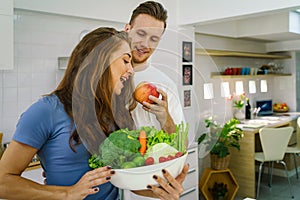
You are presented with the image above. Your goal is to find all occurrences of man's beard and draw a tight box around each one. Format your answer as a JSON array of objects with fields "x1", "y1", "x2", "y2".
[{"x1": 132, "y1": 51, "x2": 149, "y2": 64}]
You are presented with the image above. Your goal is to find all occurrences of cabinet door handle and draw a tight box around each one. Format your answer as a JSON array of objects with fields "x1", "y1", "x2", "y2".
[
  {"x1": 180, "y1": 187, "x2": 196, "y2": 197},
  {"x1": 187, "y1": 149, "x2": 196, "y2": 154},
  {"x1": 187, "y1": 168, "x2": 196, "y2": 174}
]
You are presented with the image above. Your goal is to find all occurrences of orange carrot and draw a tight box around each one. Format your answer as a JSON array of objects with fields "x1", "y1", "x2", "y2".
[{"x1": 139, "y1": 130, "x2": 147, "y2": 156}]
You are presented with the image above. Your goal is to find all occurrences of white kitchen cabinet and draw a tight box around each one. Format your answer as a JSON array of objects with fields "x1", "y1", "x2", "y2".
[
  {"x1": 0, "y1": 15, "x2": 13, "y2": 70},
  {"x1": 179, "y1": 187, "x2": 198, "y2": 200},
  {"x1": 122, "y1": 143, "x2": 199, "y2": 200},
  {"x1": 180, "y1": 144, "x2": 199, "y2": 200},
  {"x1": 0, "y1": 0, "x2": 13, "y2": 15}
]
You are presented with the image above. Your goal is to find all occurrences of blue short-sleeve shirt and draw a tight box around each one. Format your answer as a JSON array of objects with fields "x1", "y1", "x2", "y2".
[{"x1": 13, "y1": 95, "x2": 118, "y2": 200}]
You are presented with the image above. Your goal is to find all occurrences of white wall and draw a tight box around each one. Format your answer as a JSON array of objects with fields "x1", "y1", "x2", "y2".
[
  {"x1": 0, "y1": 8, "x2": 186, "y2": 144},
  {"x1": 0, "y1": 9, "x2": 124, "y2": 143},
  {"x1": 1, "y1": 1, "x2": 298, "y2": 144}
]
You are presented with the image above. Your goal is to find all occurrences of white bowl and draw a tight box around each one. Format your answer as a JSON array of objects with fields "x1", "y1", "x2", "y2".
[{"x1": 110, "y1": 153, "x2": 187, "y2": 190}]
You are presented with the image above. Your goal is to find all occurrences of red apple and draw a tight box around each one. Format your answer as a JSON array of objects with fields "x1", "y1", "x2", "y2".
[{"x1": 134, "y1": 81, "x2": 159, "y2": 104}]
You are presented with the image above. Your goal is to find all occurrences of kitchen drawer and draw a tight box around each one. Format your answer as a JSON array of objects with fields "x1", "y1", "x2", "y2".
[
  {"x1": 180, "y1": 187, "x2": 198, "y2": 200},
  {"x1": 187, "y1": 147, "x2": 198, "y2": 169},
  {"x1": 182, "y1": 167, "x2": 198, "y2": 190}
]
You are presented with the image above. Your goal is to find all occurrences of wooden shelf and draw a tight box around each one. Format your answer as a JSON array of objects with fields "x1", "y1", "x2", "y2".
[
  {"x1": 195, "y1": 49, "x2": 291, "y2": 59},
  {"x1": 211, "y1": 72, "x2": 292, "y2": 78},
  {"x1": 199, "y1": 168, "x2": 239, "y2": 200}
]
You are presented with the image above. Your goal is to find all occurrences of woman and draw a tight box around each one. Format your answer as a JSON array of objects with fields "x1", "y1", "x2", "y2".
[
  {"x1": 0, "y1": 27, "x2": 188, "y2": 200},
  {"x1": 0, "y1": 27, "x2": 133, "y2": 200}
]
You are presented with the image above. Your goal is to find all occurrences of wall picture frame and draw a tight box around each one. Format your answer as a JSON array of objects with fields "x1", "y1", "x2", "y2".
[
  {"x1": 182, "y1": 41, "x2": 192, "y2": 62},
  {"x1": 183, "y1": 64, "x2": 193, "y2": 85},
  {"x1": 184, "y1": 90, "x2": 191, "y2": 108}
]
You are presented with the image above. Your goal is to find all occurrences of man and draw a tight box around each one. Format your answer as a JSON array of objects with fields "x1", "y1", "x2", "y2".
[
  {"x1": 42, "y1": 3, "x2": 188, "y2": 199},
  {"x1": 125, "y1": 1, "x2": 185, "y2": 135},
  {"x1": 123, "y1": 1, "x2": 188, "y2": 200}
]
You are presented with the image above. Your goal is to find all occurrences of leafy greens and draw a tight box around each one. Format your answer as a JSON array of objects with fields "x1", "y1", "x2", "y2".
[{"x1": 88, "y1": 122, "x2": 189, "y2": 169}]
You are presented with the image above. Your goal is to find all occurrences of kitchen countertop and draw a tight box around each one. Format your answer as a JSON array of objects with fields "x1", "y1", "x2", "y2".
[
  {"x1": 25, "y1": 161, "x2": 41, "y2": 171},
  {"x1": 230, "y1": 112, "x2": 299, "y2": 198},
  {"x1": 237, "y1": 112, "x2": 300, "y2": 131}
]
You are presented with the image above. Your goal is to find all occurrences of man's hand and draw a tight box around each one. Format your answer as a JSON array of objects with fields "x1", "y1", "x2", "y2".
[{"x1": 142, "y1": 88, "x2": 176, "y2": 134}]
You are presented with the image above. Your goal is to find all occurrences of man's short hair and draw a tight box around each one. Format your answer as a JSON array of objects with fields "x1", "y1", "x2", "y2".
[{"x1": 129, "y1": 1, "x2": 168, "y2": 29}]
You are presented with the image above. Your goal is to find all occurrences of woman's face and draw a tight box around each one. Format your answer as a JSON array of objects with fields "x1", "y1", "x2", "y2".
[{"x1": 110, "y1": 42, "x2": 134, "y2": 95}]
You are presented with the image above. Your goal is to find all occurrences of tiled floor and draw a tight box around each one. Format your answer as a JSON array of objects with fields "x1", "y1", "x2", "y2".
[{"x1": 235, "y1": 173, "x2": 300, "y2": 200}]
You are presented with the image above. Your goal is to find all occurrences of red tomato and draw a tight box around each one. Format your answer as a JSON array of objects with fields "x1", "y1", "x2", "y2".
[
  {"x1": 145, "y1": 157, "x2": 154, "y2": 166},
  {"x1": 159, "y1": 156, "x2": 167, "y2": 163},
  {"x1": 175, "y1": 152, "x2": 183, "y2": 158},
  {"x1": 167, "y1": 155, "x2": 175, "y2": 161}
]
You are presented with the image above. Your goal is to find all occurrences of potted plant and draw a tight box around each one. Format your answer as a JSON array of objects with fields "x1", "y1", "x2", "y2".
[
  {"x1": 208, "y1": 182, "x2": 228, "y2": 200},
  {"x1": 198, "y1": 117, "x2": 244, "y2": 170}
]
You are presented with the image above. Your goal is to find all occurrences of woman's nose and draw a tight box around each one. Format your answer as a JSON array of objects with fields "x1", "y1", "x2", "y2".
[{"x1": 127, "y1": 63, "x2": 134, "y2": 76}]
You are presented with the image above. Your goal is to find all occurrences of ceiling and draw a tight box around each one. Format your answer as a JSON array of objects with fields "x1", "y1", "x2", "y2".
[{"x1": 193, "y1": 10, "x2": 300, "y2": 43}]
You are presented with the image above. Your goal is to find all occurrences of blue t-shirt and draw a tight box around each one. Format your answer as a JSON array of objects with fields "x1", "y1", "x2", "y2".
[{"x1": 13, "y1": 95, "x2": 119, "y2": 200}]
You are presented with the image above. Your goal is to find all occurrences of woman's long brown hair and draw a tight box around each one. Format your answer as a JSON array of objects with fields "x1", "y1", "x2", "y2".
[{"x1": 51, "y1": 27, "x2": 136, "y2": 153}]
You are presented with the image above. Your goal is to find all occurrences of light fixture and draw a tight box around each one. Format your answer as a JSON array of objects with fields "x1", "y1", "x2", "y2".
[
  {"x1": 221, "y1": 82, "x2": 230, "y2": 97},
  {"x1": 260, "y1": 80, "x2": 268, "y2": 93},
  {"x1": 249, "y1": 80, "x2": 256, "y2": 94},
  {"x1": 204, "y1": 83, "x2": 214, "y2": 99},
  {"x1": 235, "y1": 81, "x2": 244, "y2": 95}
]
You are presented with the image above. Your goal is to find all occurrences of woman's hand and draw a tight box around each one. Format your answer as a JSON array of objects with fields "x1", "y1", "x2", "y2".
[
  {"x1": 147, "y1": 164, "x2": 189, "y2": 200},
  {"x1": 66, "y1": 166, "x2": 115, "y2": 200}
]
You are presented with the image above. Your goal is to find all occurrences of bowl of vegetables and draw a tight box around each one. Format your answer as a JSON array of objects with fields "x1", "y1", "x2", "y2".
[
  {"x1": 111, "y1": 151, "x2": 187, "y2": 190},
  {"x1": 88, "y1": 122, "x2": 189, "y2": 190}
]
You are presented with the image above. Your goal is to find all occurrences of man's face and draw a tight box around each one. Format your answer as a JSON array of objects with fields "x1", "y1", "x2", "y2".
[{"x1": 126, "y1": 14, "x2": 165, "y2": 66}]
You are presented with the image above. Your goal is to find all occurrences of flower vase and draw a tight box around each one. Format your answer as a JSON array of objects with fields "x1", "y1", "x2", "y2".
[{"x1": 234, "y1": 109, "x2": 244, "y2": 120}]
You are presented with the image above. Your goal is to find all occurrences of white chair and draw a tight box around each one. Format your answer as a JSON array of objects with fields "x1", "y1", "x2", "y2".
[
  {"x1": 285, "y1": 117, "x2": 300, "y2": 179},
  {"x1": 255, "y1": 126, "x2": 294, "y2": 199}
]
